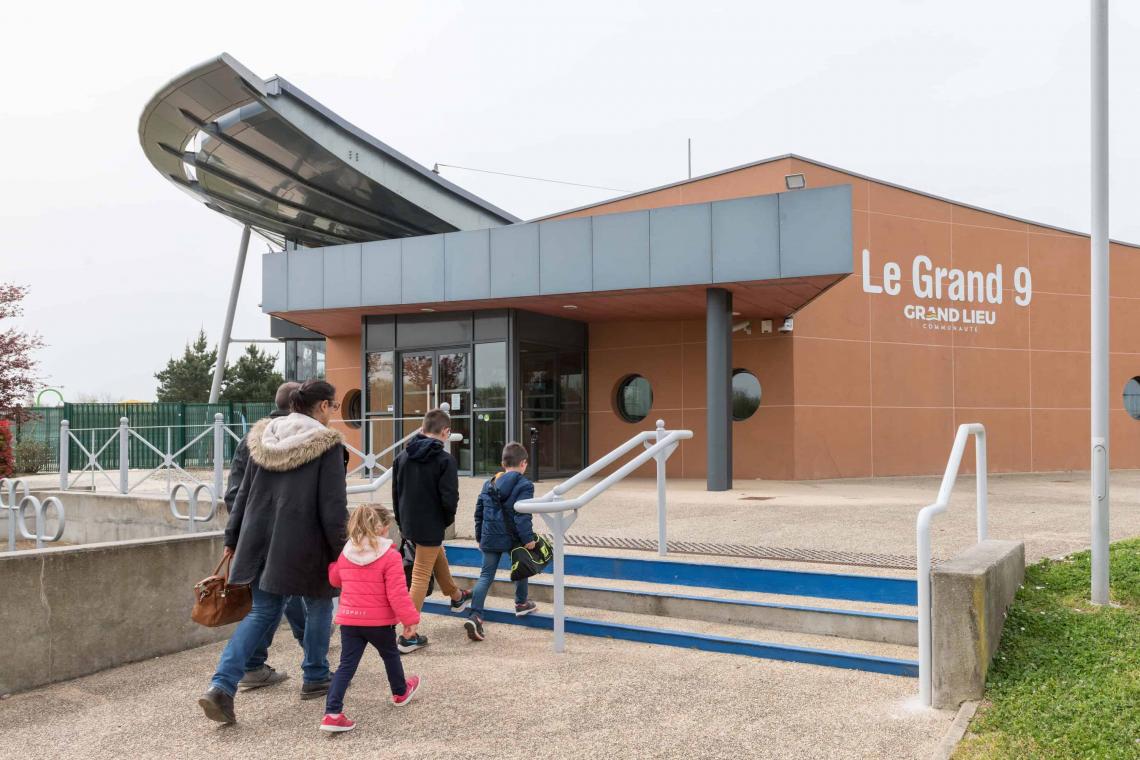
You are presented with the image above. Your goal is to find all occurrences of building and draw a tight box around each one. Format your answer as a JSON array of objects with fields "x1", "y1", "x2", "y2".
[{"x1": 141, "y1": 54, "x2": 1140, "y2": 487}]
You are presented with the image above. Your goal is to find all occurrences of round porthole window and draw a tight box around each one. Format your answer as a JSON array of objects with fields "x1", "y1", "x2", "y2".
[
  {"x1": 732, "y1": 370, "x2": 762, "y2": 421},
  {"x1": 1124, "y1": 377, "x2": 1140, "y2": 420},
  {"x1": 343, "y1": 389, "x2": 362, "y2": 428},
  {"x1": 616, "y1": 375, "x2": 653, "y2": 423}
]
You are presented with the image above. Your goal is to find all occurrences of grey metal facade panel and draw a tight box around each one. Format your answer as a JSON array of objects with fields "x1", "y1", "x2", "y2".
[
  {"x1": 361, "y1": 239, "x2": 402, "y2": 305},
  {"x1": 490, "y1": 224, "x2": 540, "y2": 298},
  {"x1": 401, "y1": 235, "x2": 445, "y2": 304},
  {"x1": 262, "y1": 253, "x2": 288, "y2": 312},
  {"x1": 712, "y1": 195, "x2": 780, "y2": 283},
  {"x1": 778, "y1": 184, "x2": 853, "y2": 277},
  {"x1": 286, "y1": 250, "x2": 324, "y2": 310},
  {"x1": 322, "y1": 244, "x2": 362, "y2": 308},
  {"x1": 262, "y1": 187, "x2": 853, "y2": 315},
  {"x1": 539, "y1": 217, "x2": 592, "y2": 295},
  {"x1": 591, "y1": 211, "x2": 650, "y2": 291},
  {"x1": 649, "y1": 203, "x2": 712, "y2": 287},
  {"x1": 445, "y1": 229, "x2": 491, "y2": 301}
]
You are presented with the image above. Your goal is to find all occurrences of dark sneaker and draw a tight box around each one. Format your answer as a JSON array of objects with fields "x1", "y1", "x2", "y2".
[
  {"x1": 392, "y1": 675, "x2": 421, "y2": 707},
  {"x1": 238, "y1": 665, "x2": 288, "y2": 691},
  {"x1": 515, "y1": 600, "x2": 538, "y2": 617},
  {"x1": 398, "y1": 633, "x2": 429, "y2": 654},
  {"x1": 300, "y1": 678, "x2": 331, "y2": 700},
  {"x1": 464, "y1": 614, "x2": 485, "y2": 642},
  {"x1": 198, "y1": 686, "x2": 236, "y2": 725},
  {"x1": 450, "y1": 589, "x2": 473, "y2": 613}
]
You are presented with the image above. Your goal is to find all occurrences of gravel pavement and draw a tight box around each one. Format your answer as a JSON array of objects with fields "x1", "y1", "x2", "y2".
[{"x1": 0, "y1": 617, "x2": 952, "y2": 760}]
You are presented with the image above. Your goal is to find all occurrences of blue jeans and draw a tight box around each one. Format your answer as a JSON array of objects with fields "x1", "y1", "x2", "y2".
[
  {"x1": 210, "y1": 578, "x2": 334, "y2": 696},
  {"x1": 470, "y1": 550, "x2": 528, "y2": 616},
  {"x1": 244, "y1": 596, "x2": 307, "y2": 672}
]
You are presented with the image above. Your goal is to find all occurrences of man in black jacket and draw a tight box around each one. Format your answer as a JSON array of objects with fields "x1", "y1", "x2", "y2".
[
  {"x1": 225, "y1": 382, "x2": 306, "y2": 691},
  {"x1": 391, "y1": 408, "x2": 472, "y2": 652}
]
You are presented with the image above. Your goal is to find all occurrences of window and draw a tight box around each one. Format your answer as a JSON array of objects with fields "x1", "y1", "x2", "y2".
[
  {"x1": 1125, "y1": 377, "x2": 1140, "y2": 420},
  {"x1": 342, "y1": 389, "x2": 362, "y2": 428},
  {"x1": 474, "y1": 342, "x2": 507, "y2": 409},
  {"x1": 616, "y1": 375, "x2": 653, "y2": 423},
  {"x1": 285, "y1": 339, "x2": 326, "y2": 382},
  {"x1": 732, "y1": 370, "x2": 762, "y2": 421}
]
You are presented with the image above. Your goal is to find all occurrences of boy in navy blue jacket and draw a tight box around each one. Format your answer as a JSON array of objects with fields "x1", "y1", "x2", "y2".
[{"x1": 464, "y1": 442, "x2": 536, "y2": 641}]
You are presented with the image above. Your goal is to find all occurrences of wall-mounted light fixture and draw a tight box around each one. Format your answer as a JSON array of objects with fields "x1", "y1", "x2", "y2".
[{"x1": 785, "y1": 173, "x2": 807, "y2": 190}]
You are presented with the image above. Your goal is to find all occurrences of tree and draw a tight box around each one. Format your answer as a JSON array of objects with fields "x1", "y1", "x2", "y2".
[
  {"x1": 0, "y1": 283, "x2": 44, "y2": 422},
  {"x1": 221, "y1": 345, "x2": 284, "y2": 403},
  {"x1": 155, "y1": 329, "x2": 215, "y2": 402}
]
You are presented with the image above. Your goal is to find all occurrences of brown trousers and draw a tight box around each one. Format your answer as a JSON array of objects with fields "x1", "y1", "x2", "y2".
[{"x1": 409, "y1": 544, "x2": 460, "y2": 612}]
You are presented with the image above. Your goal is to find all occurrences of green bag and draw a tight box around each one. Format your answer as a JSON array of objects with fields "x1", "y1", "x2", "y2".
[{"x1": 510, "y1": 535, "x2": 553, "y2": 581}]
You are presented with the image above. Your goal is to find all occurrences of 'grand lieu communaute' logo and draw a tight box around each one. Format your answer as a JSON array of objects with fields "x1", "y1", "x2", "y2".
[{"x1": 860, "y1": 250, "x2": 1033, "y2": 333}]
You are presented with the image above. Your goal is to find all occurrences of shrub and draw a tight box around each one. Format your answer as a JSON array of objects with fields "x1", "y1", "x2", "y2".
[
  {"x1": 0, "y1": 421, "x2": 12, "y2": 479},
  {"x1": 13, "y1": 438, "x2": 51, "y2": 474}
]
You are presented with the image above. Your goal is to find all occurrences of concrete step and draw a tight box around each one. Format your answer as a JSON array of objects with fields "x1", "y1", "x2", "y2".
[
  {"x1": 443, "y1": 544, "x2": 918, "y2": 605},
  {"x1": 421, "y1": 598, "x2": 919, "y2": 678},
  {"x1": 448, "y1": 568, "x2": 917, "y2": 646}
]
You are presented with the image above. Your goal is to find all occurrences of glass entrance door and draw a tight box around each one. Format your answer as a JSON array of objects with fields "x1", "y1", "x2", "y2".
[{"x1": 398, "y1": 348, "x2": 473, "y2": 474}]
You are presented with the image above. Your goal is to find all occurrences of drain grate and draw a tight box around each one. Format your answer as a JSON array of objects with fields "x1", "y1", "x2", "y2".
[{"x1": 545, "y1": 534, "x2": 923, "y2": 571}]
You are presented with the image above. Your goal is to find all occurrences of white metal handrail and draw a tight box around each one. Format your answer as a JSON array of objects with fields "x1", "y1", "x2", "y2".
[
  {"x1": 347, "y1": 429, "x2": 464, "y2": 495},
  {"x1": 516, "y1": 420, "x2": 692, "y2": 653},
  {"x1": 916, "y1": 422, "x2": 988, "y2": 707},
  {"x1": 341, "y1": 402, "x2": 455, "y2": 478}
]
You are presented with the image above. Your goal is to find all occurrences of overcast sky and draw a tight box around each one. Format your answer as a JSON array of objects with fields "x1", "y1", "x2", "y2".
[{"x1": 4, "y1": 1, "x2": 1139, "y2": 401}]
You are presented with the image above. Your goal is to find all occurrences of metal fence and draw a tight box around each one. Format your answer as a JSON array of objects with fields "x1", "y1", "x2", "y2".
[{"x1": 11, "y1": 402, "x2": 274, "y2": 473}]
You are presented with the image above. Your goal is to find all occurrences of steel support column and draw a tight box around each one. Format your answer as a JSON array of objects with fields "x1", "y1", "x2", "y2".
[
  {"x1": 1090, "y1": 0, "x2": 1110, "y2": 605},
  {"x1": 209, "y1": 224, "x2": 252, "y2": 404},
  {"x1": 706, "y1": 288, "x2": 733, "y2": 491}
]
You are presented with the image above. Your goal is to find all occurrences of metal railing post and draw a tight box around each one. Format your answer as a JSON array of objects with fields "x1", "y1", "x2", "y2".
[
  {"x1": 59, "y1": 419, "x2": 70, "y2": 490},
  {"x1": 655, "y1": 419, "x2": 667, "y2": 557},
  {"x1": 213, "y1": 413, "x2": 225, "y2": 501},
  {"x1": 166, "y1": 427, "x2": 173, "y2": 494},
  {"x1": 976, "y1": 430, "x2": 988, "y2": 543},
  {"x1": 118, "y1": 417, "x2": 130, "y2": 494}
]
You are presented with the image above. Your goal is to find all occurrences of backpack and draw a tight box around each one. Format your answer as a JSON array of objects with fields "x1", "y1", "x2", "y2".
[{"x1": 487, "y1": 480, "x2": 552, "y2": 581}]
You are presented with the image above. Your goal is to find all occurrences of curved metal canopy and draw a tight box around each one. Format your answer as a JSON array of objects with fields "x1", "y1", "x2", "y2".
[{"x1": 139, "y1": 54, "x2": 518, "y2": 247}]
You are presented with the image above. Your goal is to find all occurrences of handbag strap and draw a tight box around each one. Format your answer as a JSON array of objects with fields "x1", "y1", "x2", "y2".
[{"x1": 211, "y1": 554, "x2": 231, "y2": 579}]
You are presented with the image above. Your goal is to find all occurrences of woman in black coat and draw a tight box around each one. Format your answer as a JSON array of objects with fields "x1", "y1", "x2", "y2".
[{"x1": 199, "y1": 380, "x2": 348, "y2": 725}]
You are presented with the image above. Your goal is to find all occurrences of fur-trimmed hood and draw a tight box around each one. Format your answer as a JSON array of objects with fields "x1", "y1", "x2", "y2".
[{"x1": 246, "y1": 413, "x2": 342, "y2": 472}]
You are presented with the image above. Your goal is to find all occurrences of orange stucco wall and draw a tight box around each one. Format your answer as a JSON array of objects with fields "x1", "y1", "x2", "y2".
[
  {"x1": 324, "y1": 333, "x2": 363, "y2": 467},
  {"x1": 565, "y1": 157, "x2": 1140, "y2": 480}
]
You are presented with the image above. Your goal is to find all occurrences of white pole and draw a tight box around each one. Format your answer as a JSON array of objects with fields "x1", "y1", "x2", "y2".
[
  {"x1": 976, "y1": 430, "x2": 988, "y2": 543},
  {"x1": 213, "y1": 413, "x2": 225, "y2": 504},
  {"x1": 118, "y1": 417, "x2": 130, "y2": 494},
  {"x1": 58, "y1": 419, "x2": 69, "y2": 490},
  {"x1": 209, "y1": 224, "x2": 252, "y2": 404},
  {"x1": 1090, "y1": 0, "x2": 1110, "y2": 605},
  {"x1": 655, "y1": 419, "x2": 667, "y2": 557},
  {"x1": 552, "y1": 518, "x2": 566, "y2": 653}
]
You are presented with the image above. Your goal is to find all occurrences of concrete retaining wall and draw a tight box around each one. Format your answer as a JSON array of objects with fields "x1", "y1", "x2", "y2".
[
  {"x1": 931, "y1": 539, "x2": 1025, "y2": 709},
  {"x1": 32, "y1": 490, "x2": 227, "y2": 544},
  {"x1": 0, "y1": 533, "x2": 234, "y2": 695}
]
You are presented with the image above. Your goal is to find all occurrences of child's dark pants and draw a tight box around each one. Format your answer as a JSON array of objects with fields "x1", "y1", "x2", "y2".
[{"x1": 325, "y1": 624, "x2": 407, "y2": 714}]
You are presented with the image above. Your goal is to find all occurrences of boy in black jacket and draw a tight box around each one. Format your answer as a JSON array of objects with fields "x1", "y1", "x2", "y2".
[{"x1": 391, "y1": 408, "x2": 472, "y2": 652}]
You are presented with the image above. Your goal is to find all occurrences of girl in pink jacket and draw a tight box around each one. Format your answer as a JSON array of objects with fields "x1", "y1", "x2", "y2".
[{"x1": 320, "y1": 505, "x2": 422, "y2": 733}]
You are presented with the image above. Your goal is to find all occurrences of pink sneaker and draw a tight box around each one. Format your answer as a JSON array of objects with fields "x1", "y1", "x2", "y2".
[
  {"x1": 319, "y1": 713, "x2": 356, "y2": 733},
  {"x1": 392, "y1": 675, "x2": 421, "y2": 707}
]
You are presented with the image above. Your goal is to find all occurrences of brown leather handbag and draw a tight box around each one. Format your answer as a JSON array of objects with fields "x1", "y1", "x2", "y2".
[{"x1": 191, "y1": 554, "x2": 252, "y2": 627}]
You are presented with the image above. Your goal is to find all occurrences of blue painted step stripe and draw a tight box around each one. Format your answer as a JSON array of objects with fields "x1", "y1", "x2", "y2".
[
  {"x1": 444, "y1": 545, "x2": 917, "y2": 606},
  {"x1": 423, "y1": 601, "x2": 918, "y2": 678},
  {"x1": 449, "y1": 570, "x2": 917, "y2": 624}
]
